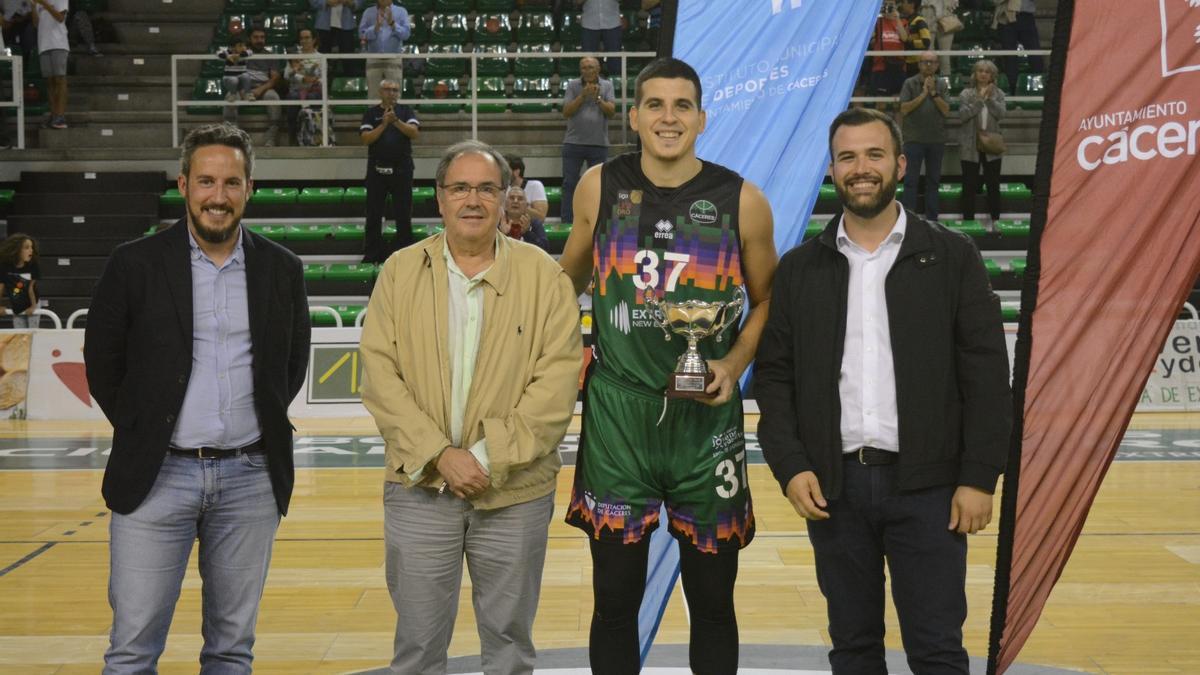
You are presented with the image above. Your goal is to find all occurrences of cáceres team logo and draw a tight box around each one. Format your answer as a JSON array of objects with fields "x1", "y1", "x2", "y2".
[{"x1": 689, "y1": 199, "x2": 718, "y2": 224}]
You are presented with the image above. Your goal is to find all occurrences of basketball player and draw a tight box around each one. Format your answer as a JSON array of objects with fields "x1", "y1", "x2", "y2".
[{"x1": 560, "y1": 57, "x2": 778, "y2": 674}]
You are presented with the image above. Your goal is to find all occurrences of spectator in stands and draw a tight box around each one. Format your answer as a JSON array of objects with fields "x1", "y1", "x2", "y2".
[
  {"x1": 359, "y1": 0, "x2": 410, "y2": 91},
  {"x1": 219, "y1": 35, "x2": 252, "y2": 106},
  {"x1": 505, "y1": 154, "x2": 549, "y2": 221},
  {"x1": 1, "y1": 0, "x2": 37, "y2": 63},
  {"x1": 360, "y1": 139, "x2": 580, "y2": 675},
  {"x1": 993, "y1": 0, "x2": 1042, "y2": 94},
  {"x1": 360, "y1": 78, "x2": 418, "y2": 264},
  {"x1": 898, "y1": 50, "x2": 949, "y2": 220},
  {"x1": 68, "y1": 3, "x2": 100, "y2": 56},
  {"x1": 958, "y1": 58, "x2": 1006, "y2": 225},
  {"x1": 31, "y1": 0, "x2": 67, "y2": 129},
  {"x1": 224, "y1": 27, "x2": 284, "y2": 148},
  {"x1": 311, "y1": 0, "x2": 358, "y2": 75},
  {"x1": 867, "y1": 2, "x2": 909, "y2": 99},
  {"x1": 502, "y1": 186, "x2": 551, "y2": 252},
  {"x1": 285, "y1": 28, "x2": 325, "y2": 146},
  {"x1": 643, "y1": 0, "x2": 661, "y2": 52},
  {"x1": 898, "y1": 0, "x2": 931, "y2": 75},
  {"x1": 578, "y1": 0, "x2": 621, "y2": 74},
  {"x1": 922, "y1": 0, "x2": 959, "y2": 74},
  {"x1": 560, "y1": 56, "x2": 615, "y2": 225},
  {"x1": 0, "y1": 234, "x2": 40, "y2": 328}
]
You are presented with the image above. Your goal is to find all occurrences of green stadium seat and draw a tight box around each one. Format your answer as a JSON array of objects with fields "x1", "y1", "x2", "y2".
[
  {"x1": 144, "y1": 224, "x2": 159, "y2": 236},
  {"x1": 984, "y1": 258, "x2": 1002, "y2": 278},
  {"x1": 999, "y1": 182, "x2": 1031, "y2": 200},
  {"x1": 558, "y1": 57, "x2": 581, "y2": 78},
  {"x1": 1001, "y1": 301, "x2": 1020, "y2": 322},
  {"x1": 214, "y1": 13, "x2": 253, "y2": 42},
  {"x1": 325, "y1": 263, "x2": 377, "y2": 282},
  {"x1": 262, "y1": 13, "x2": 298, "y2": 44},
  {"x1": 303, "y1": 263, "x2": 326, "y2": 281},
  {"x1": 946, "y1": 219, "x2": 987, "y2": 237},
  {"x1": 413, "y1": 186, "x2": 436, "y2": 204},
  {"x1": 310, "y1": 305, "x2": 364, "y2": 327},
  {"x1": 1010, "y1": 258, "x2": 1027, "y2": 276},
  {"x1": 473, "y1": 76, "x2": 509, "y2": 113},
  {"x1": 332, "y1": 223, "x2": 365, "y2": 240},
  {"x1": 805, "y1": 220, "x2": 827, "y2": 239},
  {"x1": 996, "y1": 219, "x2": 1030, "y2": 237},
  {"x1": 267, "y1": 0, "x2": 307, "y2": 12},
  {"x1": 429, "y1": 13, "x2": 470, "y2": 44},
  {"x1": 409, "y1": 16, "x2": 430, "y2": 44},
  {"x1": 517, "y1": 12, "x2": 555, "y2": 43},
  {"x1": 331, "y1": 76, "x2": 369, "y2": 114},
  {"x1": 336, "y1": 305, "x2": 365, "y2": 325},
  {"x1": 472, "y1": 13, "x2": 513, "y2": 44},
  {"x1": 160, "y1": 189, "x2": 184, "y2": 207},
  {"x1": 299, "y1": 187, "x2": 345, "y2": 204},
  {"x1": 254, "y1": 187, "x2": 299, "y2": 204},
  {"x1": 938, "y1": 182, "x2": 963, "y2": 200},
  {"x1": 200, "y1": 57, "x2": 226, "y2": 77},
  {"x1": 187, "y1": 77, "x2": 224, "y2": 115},
  {"x1": 344, "y1": 187, "x2": 367, "y2": 204},
  {"x1": 609, "y1": 75, "x2": 636, "y2": 99},
  {"x1": 246, "y1": 224, "x2": 288, "y2": 240},
  {"x1": 545, "y1": 222, "x2": 572, "y2": 243},
  {"x1": 285, "y1": 224, "x2": 334, "y2": 240},
  {"x1": 420, "y1": 78, "x2": 464, "y2": 113},
  {"x1": 424, "y1": 43, "x2": 467, "y2": 77},
  {"x1": 475, "y1": 0, "x2": 513, "y2": 10},
  {"x1": 434, "y1": 0, "x2": 472, "y2": 10},
  {"x1": 544, "y1": 186, "x2": 561, "y2": 203},
  {"x1": 474, "y1": 44, "x2": 512, "y2": 76},
  {"x1": 514, "y1": 43, "x2": 555, "y2": 77},
  {"x1": 511, "y1": 76, "x2": 553, "y2": 112},
  {"x1": 0, "y1": 189, "x2": 13, "y2": 206},
  {"x1": 559, "y1": 13, "x2": 582, "y2": 47},
  {"x1": 817, "y1": 183, "x2": 838, "y2": 204},
  {"x1": 224, "y1": 0, "x2": 265, "y2": 12}
]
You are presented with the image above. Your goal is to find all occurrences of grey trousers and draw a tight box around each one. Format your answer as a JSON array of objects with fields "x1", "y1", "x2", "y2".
[{"x1": 383, "y1": 482, "x2": 555, "y2": 675}]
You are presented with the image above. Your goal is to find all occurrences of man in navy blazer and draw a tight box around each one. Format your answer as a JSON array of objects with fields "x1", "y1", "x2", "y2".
[{"x1": 85, "y1": 123, "x2": 310, "y2": 673}]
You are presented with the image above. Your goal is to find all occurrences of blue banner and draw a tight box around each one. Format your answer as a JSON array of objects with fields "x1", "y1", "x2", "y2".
[
  {"x1": 674, "y1": 0, "x2": 881, "y2": 253},
  {"x1": 634, "y1": 2, "x2": 880, "y2": 661}
]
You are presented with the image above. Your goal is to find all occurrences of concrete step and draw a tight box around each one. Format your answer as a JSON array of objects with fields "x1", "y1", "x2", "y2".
[
  {"x1": 106, "y1": 0, "x2": 224, "y2": 16},
  {"x1": 111, "y1": 22, "x2": 217, "y2": 52},
  {"x1": 75, "y1": 87, "x2": 176, "y2": 112},
  {"x1": 35, "y1": 123, "x2": 174, "y2": 150},
  {"x1": 72, "y1": 54, "x2": 202, "y2": 78}
]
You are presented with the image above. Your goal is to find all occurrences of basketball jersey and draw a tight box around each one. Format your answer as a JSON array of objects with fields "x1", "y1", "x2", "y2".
[{"x1": 590, "y1": 153, "x2": 746, "y2": 394}]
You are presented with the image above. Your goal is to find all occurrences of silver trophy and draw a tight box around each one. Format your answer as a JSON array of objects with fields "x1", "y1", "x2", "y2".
[{"x1": 643, "y1": 286, "x2": 746, "y2": 399}]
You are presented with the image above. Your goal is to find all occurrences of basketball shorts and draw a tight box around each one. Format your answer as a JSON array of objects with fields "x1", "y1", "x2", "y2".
[{"x1": 565, "y1": 369, "x2": 755, "y2": 553}]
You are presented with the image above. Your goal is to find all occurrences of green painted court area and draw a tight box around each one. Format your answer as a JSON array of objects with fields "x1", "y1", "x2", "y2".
[{"x1": 0, "y1": 430, "x2": 1198, "y2": 471}]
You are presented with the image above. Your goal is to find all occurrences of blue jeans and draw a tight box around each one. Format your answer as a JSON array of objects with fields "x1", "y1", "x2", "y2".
[
  {"x1": 807, "y1": 459, "x2": 968, "y2": 675},
  {"x1": 561, "y1": 143, "x2": 608, "y2": 224},
  {"x1": 104, "y1": 451, "x2": 280, "y2": 674},
  {"x1": 581, "y1": 25, "x2": 622, "y2": 75},
  {"x1": 901, "y1": 142, "x2": 945, "y2": 220}
]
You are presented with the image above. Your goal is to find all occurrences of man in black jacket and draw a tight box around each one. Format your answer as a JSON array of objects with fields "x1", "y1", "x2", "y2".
[
  {"x1": 755, "y1": 107, "x2": 1011, "y2": 674},
  {"x1": 85, "y1": 123, "x2": 310, "y2": 673}
]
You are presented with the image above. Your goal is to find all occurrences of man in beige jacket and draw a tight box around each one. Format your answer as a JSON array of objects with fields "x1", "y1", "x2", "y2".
[{"x1": 360, "y1": 139, "x2": 583, "y2": 675}]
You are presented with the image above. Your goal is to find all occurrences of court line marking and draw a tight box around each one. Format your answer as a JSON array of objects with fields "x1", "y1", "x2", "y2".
[{"x1": 0, "y1": 542, "x2": 56, "y2": 577}]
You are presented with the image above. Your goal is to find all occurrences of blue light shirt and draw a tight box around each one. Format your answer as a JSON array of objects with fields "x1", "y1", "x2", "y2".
[
  {"x1": 359, "y1": 3, "x2": 411, "y2": 54},
  {"x1": 170, "y1": 227, "x2": 262, "y2": 449}
]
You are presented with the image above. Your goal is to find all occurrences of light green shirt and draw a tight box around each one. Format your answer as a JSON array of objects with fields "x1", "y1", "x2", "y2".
[{"x1": 408, "y1": 239, "x2": 494, "y2": 482}]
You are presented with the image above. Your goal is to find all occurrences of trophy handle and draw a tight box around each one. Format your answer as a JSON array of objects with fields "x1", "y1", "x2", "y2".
[
  {"x1": 642, "y1": 287, "x2": 673, "y2": 341},
  {"x1": 712, "y1": 286, "x2": 747, "y2": 343}
]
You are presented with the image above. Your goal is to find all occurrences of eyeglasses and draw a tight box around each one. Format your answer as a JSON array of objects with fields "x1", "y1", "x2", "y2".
[
  {"x1": 919, "y1": 60, "x2": 938, "y2": 65},
  {"x1": 440, "y1": 183, "x2": 504, "y2": 201}
]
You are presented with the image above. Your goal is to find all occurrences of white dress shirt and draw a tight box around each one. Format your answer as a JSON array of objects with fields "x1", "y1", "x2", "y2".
[{"x1": 837, "y1": 206, "x2": 907, "y2": 455}]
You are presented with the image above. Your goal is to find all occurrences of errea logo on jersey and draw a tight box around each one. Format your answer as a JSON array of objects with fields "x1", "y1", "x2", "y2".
[{"x1": 654, "y1": 219, "x2": 674, "y2": 240}]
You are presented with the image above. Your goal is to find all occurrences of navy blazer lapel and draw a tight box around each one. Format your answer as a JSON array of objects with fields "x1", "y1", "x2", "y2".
[
  {"x1": 163, "y1": 219, "x2": 194, "y2": 344},
  {"x1": 241, "y1": 228, "x2": 271, "y2": 357}
]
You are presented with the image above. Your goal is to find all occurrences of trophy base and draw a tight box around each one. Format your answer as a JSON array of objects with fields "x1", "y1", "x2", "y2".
[{"x1": 667, "y1": 371, "x2": 715, "y2": 399}]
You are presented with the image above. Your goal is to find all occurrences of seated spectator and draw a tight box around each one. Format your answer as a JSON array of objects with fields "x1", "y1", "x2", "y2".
[
  {"x1": 868, "y1": 2, "x2": 909, "y2": 99},
  {"x1": 505, "y1": 154, "x2": 549, "y2": 221},
  {"x1": 898, "y1": 0, "x2": 931, "y2": 75},
  {"x1": 0, "y1": 234, "x2": 40, "y2": 329},
  {"x1": 219, "y1": 35, "x2": 252, "y2": 98},
  {"x1": 502, "y1": 186, "x2": 550, "y2": 252},
  {"x1": 285, "y1": 28, "x2": 328, "y2": 145},
  {"x1": 222, "y1": 26, "x2": 283, "y2": 147}
]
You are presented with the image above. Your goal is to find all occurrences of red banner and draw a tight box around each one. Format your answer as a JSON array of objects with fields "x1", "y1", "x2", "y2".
[{"x1": 990, "y1": 1, "x2": 1200, "y2": 672}]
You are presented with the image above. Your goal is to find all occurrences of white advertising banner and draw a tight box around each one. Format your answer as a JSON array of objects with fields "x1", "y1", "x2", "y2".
[{"x1": 1139, "y1": 319, "x2": 1200, "y2": 411}]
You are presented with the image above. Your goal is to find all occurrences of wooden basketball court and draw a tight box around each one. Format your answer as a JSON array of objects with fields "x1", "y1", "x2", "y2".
[{"x1": 0, "y1": 412, "x2": 1196, "y2": 674}]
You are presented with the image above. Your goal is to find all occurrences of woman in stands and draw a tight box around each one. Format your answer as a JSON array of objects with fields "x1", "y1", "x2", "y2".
[
  {"x1": 0, "y1": 235, "x2": 41, "y2": 329},
  {"x1": 958, "y1": 58, "x2": 1006, "y2": 226}
]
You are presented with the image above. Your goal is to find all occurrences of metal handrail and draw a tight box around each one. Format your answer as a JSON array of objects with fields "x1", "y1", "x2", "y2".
[
  {"x1": 66, "y1": 308, "x2": 89, "y2": 329},
  {"x1": 0, "y1": 55, "x2": 25, "y2": 149},
  {"x1": 309, "y1": 305, "x2": 343, "y2": 328}
]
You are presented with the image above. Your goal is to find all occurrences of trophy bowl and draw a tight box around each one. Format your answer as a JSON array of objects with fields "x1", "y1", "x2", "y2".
[{"x1": 643, "y1": 286, "x2": 746, "y2": 399}]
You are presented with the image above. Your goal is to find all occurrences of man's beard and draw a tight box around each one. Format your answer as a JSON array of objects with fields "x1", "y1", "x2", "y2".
[
  {"x1": 835, "y1": 170, "x2": 899, "y2": 220},
  {"x1": 187, "y1": 202, "x2": 241, "y2": 244}
]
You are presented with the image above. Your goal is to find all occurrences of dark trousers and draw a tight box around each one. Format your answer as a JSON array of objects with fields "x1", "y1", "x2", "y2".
[
  {"x1": 364, "y1": 164, "x2": 414, "y2": 264},
  {"x1": 807, "y1": 459, "x2": 968, "y2": 675},
  {"x1": 581, "y1": 25, "x2": 623, "y2": 75},
  {"x1": 999, "y1": 12, "x2": 1043, "y2": 93},
  {"x1": 901, "y1": 142, "x2": 945, "y2": 221},
  {"x1": 960, "y1": 158, "x2": 1002, "y2": 221},
  {"x1": 317, "y1": 28, "x2": 359, "y2": 75},
  {"x1": 560, "y1": 143, "x2": 608, "y2": 224}
]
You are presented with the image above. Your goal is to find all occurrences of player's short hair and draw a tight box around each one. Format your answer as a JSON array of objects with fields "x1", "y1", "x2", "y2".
[
  {"x1": 827, "y1": 107, "x2": 903, "y2": 158},
  {"x1": 180, "y1": 123, "x2": 254, "y2": 180},
  {"x1": 634, "y1": 57, "x2": 703, "y2": 109}
]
